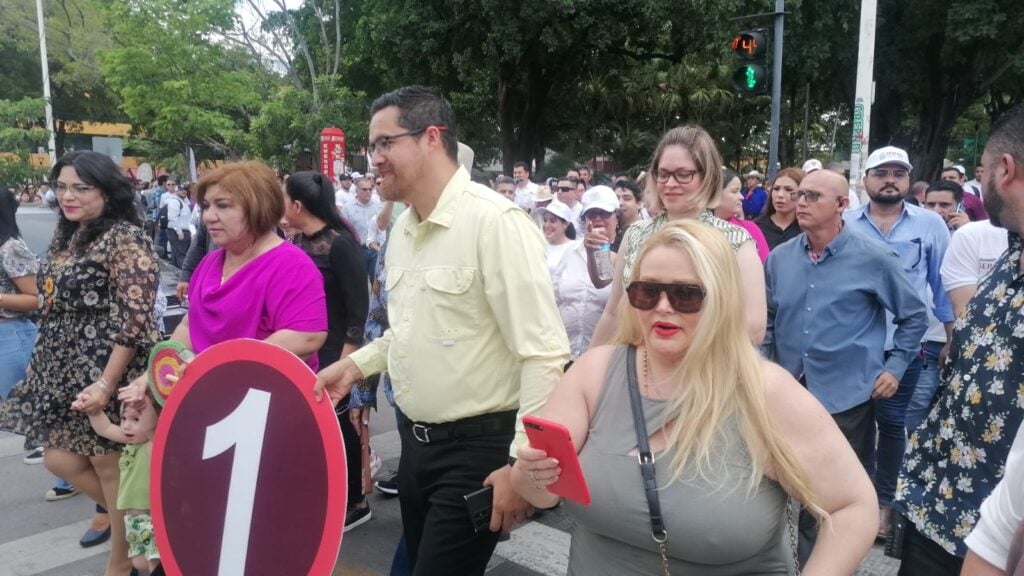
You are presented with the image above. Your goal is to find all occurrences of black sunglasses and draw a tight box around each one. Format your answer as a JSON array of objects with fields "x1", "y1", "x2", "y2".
[
  {"x1": 556, "y1": 186, "x2": 575, "y2": 193},
  {"x1": 626, "y1": 281, "x2": 705, "y2": 313}
]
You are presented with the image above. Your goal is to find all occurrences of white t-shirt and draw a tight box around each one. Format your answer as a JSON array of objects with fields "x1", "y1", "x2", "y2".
[
  {"x1": 552, "y1": 242, "x2": 611, "y2": 360},
  {"x1": 965, "y1": 421, "x2": 1024, "y2": 570},
  {"x1": 546, "y1": 240, "x2": 576, "y2": 276},
  {"x1": 335, "y1": 189, "x2": 353, "y2": 208},
  {"x1": 566, "y1": 202, "x2": 584, "y2": 237},
  {"x1": 941, "y1": 220, "x2": 1009, "y2": 291},
  {"x1": 514, "y1": 181, "x2": 538, "y2": 212}
]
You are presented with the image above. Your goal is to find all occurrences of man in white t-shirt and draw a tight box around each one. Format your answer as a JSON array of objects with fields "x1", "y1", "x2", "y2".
[
  {"x1": 512, "y1": 161, "x2": 538, "y2": 212},
  {"x1": 335, "y1": 174, "x2": 354, "y2": 208},
  {"x1": 940, "y1": 219, "x2": 1009, "y2": 317}
]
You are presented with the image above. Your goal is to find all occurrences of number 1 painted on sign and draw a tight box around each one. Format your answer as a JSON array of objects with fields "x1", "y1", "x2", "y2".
[{"x1": 203, "y1": 388, "x2": 272, "y2": 576}]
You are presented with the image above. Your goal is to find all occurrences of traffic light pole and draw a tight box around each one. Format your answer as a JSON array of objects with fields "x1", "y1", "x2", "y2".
[
  {"x1": 849, "y1": 0, "x2": 878, "y2": 201},
  {"x1": 767, "y1": 0, "x2": 784, "y2": 181}
]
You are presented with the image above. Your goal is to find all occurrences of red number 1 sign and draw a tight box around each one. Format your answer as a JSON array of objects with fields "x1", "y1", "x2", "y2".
[{"x1": 152, "y1": 339, "x2": 347, "y2": 576}]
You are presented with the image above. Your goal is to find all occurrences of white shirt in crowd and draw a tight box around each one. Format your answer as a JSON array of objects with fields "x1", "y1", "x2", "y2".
[
  {"x1": 552, "y1": 241, "x2": 612, "y2": 360},
  {"x1": 514, "y1": 180, "x2": 538, "y2": 212},
  {"x1": 965, "y1": 420, "x2": 1024, "y2": 571},
  {"x1": 545, "y1": 240, "x2": 576, "y2": 277},
  {"x1": 940, "y1": 220, "x2": 1009, "y2": 291},
  {"x1": 567, "y1": 202, "x2": 584, "y2": 237},
  {"x1": 365, "y1": 216, "x2": 387, "y2": 248},
  {"x1": 166, "y1": 195, "x2": 192, "y2": 234},
  {"x1": 342, "y1": 197, "x2": 382, "y2": 246},
  {"x1": 335, "y1": 188, "x2": 353, "y2": 209}
]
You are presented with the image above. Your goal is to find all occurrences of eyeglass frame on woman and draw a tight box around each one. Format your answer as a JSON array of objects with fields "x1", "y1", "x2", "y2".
[
  {"x1": 368, "y1": 125, "x2": 448, "y2": 156},
  {"x1": 653, "y1": 169, "x2": 701, "y2": 185},
  {"x1": 49, "y1": 180, "x2": 98, "y2": 196},
  {"x1": 626, "y1": 281, "x2": 706, "y2": 314}
]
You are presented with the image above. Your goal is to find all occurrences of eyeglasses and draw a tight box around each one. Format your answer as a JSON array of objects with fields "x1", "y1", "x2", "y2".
[
  {"x1": 584, "y1": 209, "x2": 614, "y2": 220},
  {"x1": 556, "y1": 186, "x2": 575, "y2": 193},
  {"x1": 868, "y1": 168, "x2": 909, "y2": 180},
  {"x1": 653, "y1": 169, "x2": 700, "y2": 184},
  {"x1": 626, "y1": 281, "x2": 705, "y2": 314},
  {"x1": 368, "y1": 126, "x2": 448, "y2": 156},
  {"x1": 788, "y1": 190, "x2": 832, "y2": 203},
  {"x1": 50, "y1": 180, "x2": 97, "y2": 196}
]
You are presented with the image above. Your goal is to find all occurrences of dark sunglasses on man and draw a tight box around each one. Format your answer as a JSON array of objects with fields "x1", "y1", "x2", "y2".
[{"x1": 626, "y1": 281, "x2": 705, "y2": 314}]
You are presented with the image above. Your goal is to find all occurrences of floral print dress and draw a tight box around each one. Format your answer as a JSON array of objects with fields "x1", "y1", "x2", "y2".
[{"x1": 0, "y1": 221, "x2": 159, "y2": 455}]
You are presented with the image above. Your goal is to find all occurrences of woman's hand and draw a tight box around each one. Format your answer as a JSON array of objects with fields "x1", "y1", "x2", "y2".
[
  {"x1": 118, "y1": 374, "x2": 149, "y2": 406},
  {"x1": 514, "y1": 444, "x2": 561, "y2": 490},
  {"x1": 71, "y1": 382, "x2": 113, "y2": 414},
  {"x1": 583, "y1": 221, "x2": 611, "y2": 250}
]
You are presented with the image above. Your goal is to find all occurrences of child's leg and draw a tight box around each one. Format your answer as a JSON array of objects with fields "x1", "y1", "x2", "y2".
[{"x1": 131, "y1": 554, "x2": 148, "y2": 572}]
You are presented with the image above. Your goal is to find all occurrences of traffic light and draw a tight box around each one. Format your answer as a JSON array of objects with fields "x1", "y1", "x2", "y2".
[{"x1": 731, "y1": 29, "x2": 769, "y2": 94}]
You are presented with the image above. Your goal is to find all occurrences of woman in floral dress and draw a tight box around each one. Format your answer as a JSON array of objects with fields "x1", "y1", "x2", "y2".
[{"x1": 1, "y1": 150, "x2": 159, "y2": 576}]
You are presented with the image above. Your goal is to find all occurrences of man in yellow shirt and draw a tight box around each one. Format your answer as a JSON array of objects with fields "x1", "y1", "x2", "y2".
[{"x1": 316, "y1": 86, "x2": 570, "y2": 575}]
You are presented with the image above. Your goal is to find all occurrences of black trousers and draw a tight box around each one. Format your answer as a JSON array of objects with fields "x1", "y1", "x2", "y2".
[
  {"x1": 896, "y1": 518, "x2": 964, "y2": 576},
  {"x1": 396, "y1": 411, "x2": 514, "y2": 576},
  {"x1": 798, "y1": 400, "x2": 875, "y2": 565},
  {"x1": 334, "y1": 393, "x2": 364, "y2": 506}
]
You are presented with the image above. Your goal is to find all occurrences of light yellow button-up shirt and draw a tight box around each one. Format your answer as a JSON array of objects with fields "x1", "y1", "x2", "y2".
[{"x1": 348, "y1": 166, "x2": 570, "y2": 455}]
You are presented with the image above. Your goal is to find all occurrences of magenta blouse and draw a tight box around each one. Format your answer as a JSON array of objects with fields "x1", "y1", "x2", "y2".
[
  {"x1": 187, "y1": 242, "x2": 328, "y2": 370},
  {"x1": 728, "y1": 217, "x2": 770, "y2": 264}
]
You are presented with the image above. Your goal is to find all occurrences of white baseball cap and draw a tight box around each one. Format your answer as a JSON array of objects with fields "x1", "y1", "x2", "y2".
[
  {"x1": 535, "y1": 200, "x2": 573, "y2": 224},
  {"x1": 581, "y1": 185, "x2": 619, "y2": 215},
  {"x1": 864, "y1": 146, "x2": 913, "y2": 172},
  {"x1": 801, "y1": 159, "x2": 823, "y2": 173}
]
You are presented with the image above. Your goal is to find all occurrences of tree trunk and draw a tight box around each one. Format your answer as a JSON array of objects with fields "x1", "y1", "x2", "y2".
[
  {"x1": 514, "y1": 65, "x2": 551, "y2": 176},
  {"x1": 497, "y1": 63, "x2": 517, "y2": 175}
]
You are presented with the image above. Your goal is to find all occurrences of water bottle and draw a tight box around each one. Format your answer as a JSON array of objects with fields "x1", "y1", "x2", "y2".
[{"x1": 595, "y1": 243, "x2": 614, "y2": 281}]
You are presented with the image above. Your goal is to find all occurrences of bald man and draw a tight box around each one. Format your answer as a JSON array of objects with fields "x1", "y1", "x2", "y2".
[{"x1": 763, "y1": 169, "x2": 927, "y2": 562}]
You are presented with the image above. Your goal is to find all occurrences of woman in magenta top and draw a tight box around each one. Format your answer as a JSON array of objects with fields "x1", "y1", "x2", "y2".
[
  {"x1": 127, "y1": 162, "x2": 327, "y2": 397},
  {"x1": 716, "y1": 169, "x2": 770, "y2": 263}
]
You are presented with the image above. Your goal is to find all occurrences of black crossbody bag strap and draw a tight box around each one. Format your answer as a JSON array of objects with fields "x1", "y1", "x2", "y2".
[{"x1": 626, "y1": 346, "x2": 668, "y2": 544}]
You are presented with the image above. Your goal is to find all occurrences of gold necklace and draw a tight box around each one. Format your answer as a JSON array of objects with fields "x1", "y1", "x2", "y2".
[{"x1": 642, "y1": 346, "x2": 651, "y2": 396}]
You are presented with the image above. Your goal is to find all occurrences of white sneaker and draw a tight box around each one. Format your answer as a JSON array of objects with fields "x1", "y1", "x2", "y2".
[{"x1": 370, "y1": 449, "x2": 382, "y2": 478}]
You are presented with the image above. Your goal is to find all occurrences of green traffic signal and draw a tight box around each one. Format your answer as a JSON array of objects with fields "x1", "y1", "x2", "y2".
[{"x1": 732, "y1": 64, "x2": 767, "y2": 93}]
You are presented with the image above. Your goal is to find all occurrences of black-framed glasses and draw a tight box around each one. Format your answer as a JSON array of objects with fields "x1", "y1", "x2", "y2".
[
  {"x1": 626, "y1": 281, "x2": 705, "y2": 314},
  {"x1": 368, "y1": 126, "x2": 448, "y2": 156},
  {"x1": 868, "y1": 168, "x2": 909, "y2": 180},
  {"x1": 653, "y1": 169, "x2": 700, "y2": 184},
  {"x1": 49, "y1": 180, "x2": 97, "y2": 196},
  {"x1": 584, "y1": 209, "x2": 614, "y2": 220},
  {"x1": 556, "y1": 186, "x2": 575, "y2": 193}
]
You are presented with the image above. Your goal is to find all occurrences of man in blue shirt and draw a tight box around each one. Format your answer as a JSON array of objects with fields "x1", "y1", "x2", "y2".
[
  {"x1": 844, "y1": 146, "x2": 953, "y2": 538},
  {"x1": 742, "y1": 170, "x2": 767, "y2": 218},
  {"x1": 764, "y1": 168, "x2": 927, "y2": 562}
]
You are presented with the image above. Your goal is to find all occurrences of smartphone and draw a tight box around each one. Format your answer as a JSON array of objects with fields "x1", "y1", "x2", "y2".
[
  {"x1": 956, "y1": 202, "x2": 964, "y2": 214},
  {"x1": 463, "y1": 486, "x2": 493, "y2": 532},
  {"x1": 523, "y1": 415, "x2": 591, "y2": 505}
]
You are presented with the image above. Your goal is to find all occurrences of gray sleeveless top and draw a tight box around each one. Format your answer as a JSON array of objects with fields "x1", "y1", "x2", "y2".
[{"x1": 563, "y1": 346, "x2": 793, "y2": 575}]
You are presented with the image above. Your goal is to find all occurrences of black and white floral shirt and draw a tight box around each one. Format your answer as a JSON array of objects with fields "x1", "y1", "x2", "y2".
[{"x1": 896, "y1": 232, "x2": 1024, "y2": 557}]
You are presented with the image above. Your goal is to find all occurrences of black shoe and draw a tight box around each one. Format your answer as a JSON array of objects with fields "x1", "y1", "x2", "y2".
[
  {"x1": 344, "y1": 503, "x2": 372, "y2": 532},
  {"x1": 23, "y1": 447, "x2": 44, "y2": 465},
  {"x1": 79, "y1": 525, "x2": 111, "y2": 548},
  {"x1": 374, "y1": 471, "x2": 399, "y2": 497}
]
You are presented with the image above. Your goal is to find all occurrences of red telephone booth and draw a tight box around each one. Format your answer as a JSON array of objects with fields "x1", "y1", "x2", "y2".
[{"x1": 319, "y1": 127, "x2": 347, "y2": 179}]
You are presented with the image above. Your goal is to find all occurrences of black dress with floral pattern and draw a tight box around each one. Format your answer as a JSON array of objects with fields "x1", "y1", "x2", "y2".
[{"x1": 0, "y1": 221, "x2": 159, "y2": 456}]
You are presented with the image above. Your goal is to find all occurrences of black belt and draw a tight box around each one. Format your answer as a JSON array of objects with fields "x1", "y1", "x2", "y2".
[{"x1": 406, "y1": 410, "x2": 516, "y2": 444}]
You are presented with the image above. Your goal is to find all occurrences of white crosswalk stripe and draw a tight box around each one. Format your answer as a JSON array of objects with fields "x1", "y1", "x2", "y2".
[{"x1": 0, "y1": 520, "x2": 108, "y2": 576}]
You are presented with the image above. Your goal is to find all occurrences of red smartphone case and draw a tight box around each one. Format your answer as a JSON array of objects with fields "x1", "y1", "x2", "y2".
[{"x1": 523, "y1": 415, "x2": 591, "y2": 506}]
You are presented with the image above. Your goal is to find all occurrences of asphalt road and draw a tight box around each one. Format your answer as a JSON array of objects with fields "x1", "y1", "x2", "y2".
[{"x1": 3, "y1": 203, "x2": 899, "y2": 575}]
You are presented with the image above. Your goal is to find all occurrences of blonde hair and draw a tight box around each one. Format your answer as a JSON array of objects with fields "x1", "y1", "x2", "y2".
[
  {"x1": 615, "y1": 220, "x2": 825, "y2": 518},
  {"x1": 644, "y1": 125, "x2": 724, "y2": 215}
]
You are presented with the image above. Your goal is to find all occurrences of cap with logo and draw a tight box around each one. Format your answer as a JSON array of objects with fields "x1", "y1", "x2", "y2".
[
  {"x1": 864, "y1": 146, "x2": 913, "y2": 172},
  {"x1": 801, "y1": 159, "x2": 823, "y2": 173}
]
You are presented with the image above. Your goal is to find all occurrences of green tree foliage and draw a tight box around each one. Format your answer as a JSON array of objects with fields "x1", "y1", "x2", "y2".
[
  {"x1": 0, "y1": 98, "x2": 50, "y2": 185},
  {"x1": 100, "y1": 0, "x2": 268, "y2": 163}
]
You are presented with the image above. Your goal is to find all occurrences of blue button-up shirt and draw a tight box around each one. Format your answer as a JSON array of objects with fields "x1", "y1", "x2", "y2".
[
  {"x1": 844, "y1": 203, "x2": 954, "y2": 347},
  {"x1": 764, "y1": 225, "x2": 928, "y2": 413}
]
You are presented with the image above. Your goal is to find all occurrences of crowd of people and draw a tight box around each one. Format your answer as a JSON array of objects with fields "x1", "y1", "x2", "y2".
[{"x1": 1, "y1": 83, "x2": 1023, "y2": 576}]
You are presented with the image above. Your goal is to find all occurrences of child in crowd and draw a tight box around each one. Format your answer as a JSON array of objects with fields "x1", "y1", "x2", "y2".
[{"x1": 78, "y1": 394, "x2": 161, "y2": 574}]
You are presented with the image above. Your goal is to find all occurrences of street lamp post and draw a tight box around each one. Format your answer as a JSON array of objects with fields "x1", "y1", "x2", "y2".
[{"x1": 35, "y1": 0, "x2": 57, "y2": 167}]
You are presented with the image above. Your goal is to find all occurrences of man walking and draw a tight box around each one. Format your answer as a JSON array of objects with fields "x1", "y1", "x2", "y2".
[
  {"x1": 844, "y1": 146, "x2": 953, "y2": 537},
  {"x1": 764, "y1": 168, "x2": 927, "y2": 561},
  {"x1": 895, "y1": 104, "x2": 1024, "y2": 575},
  {"x1": 316, "y1": 86, "x2": 570, "y2": 575}
]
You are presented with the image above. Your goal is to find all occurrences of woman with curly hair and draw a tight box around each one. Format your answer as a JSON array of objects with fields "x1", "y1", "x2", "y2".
[{"x1": 1, "y1": 151, "x2": 160, "y2": 576}]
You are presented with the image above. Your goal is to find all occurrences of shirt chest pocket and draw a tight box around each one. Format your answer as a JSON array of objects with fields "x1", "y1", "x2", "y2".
[
  {"x1": 403, "y1": 267, "x2": 481, "y2": 343},
  {"x1": 892, "y1": 240, "x2": 923, "y2": 272}
]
